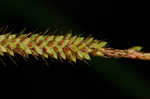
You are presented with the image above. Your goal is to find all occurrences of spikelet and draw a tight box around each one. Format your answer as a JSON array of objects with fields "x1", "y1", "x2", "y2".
[
  {"x1": 1, "y1": 28, "x2": 150, "y2": 65},
  {"x1": 0, "y1": 32, "x2": 108, "y2": 63}
]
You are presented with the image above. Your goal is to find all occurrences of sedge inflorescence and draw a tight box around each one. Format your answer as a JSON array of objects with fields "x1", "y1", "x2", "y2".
[{"x1": 0, "y1": 33, "x2": 107, "y2": 63}]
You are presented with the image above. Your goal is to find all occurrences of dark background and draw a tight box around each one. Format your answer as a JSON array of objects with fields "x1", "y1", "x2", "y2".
[{"x1": 0, "y1": 0, "x2": 150, "y2": 99}]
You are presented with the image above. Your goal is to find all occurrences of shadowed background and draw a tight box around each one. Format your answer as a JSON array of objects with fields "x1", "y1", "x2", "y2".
[{"x1": 0, "y1": 0, "x2": 150, "y2": 99}]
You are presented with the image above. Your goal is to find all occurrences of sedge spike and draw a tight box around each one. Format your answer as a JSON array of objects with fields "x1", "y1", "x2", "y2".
[{"x1": 0, "y1": 32, "x2": 150, "y2": 65}]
